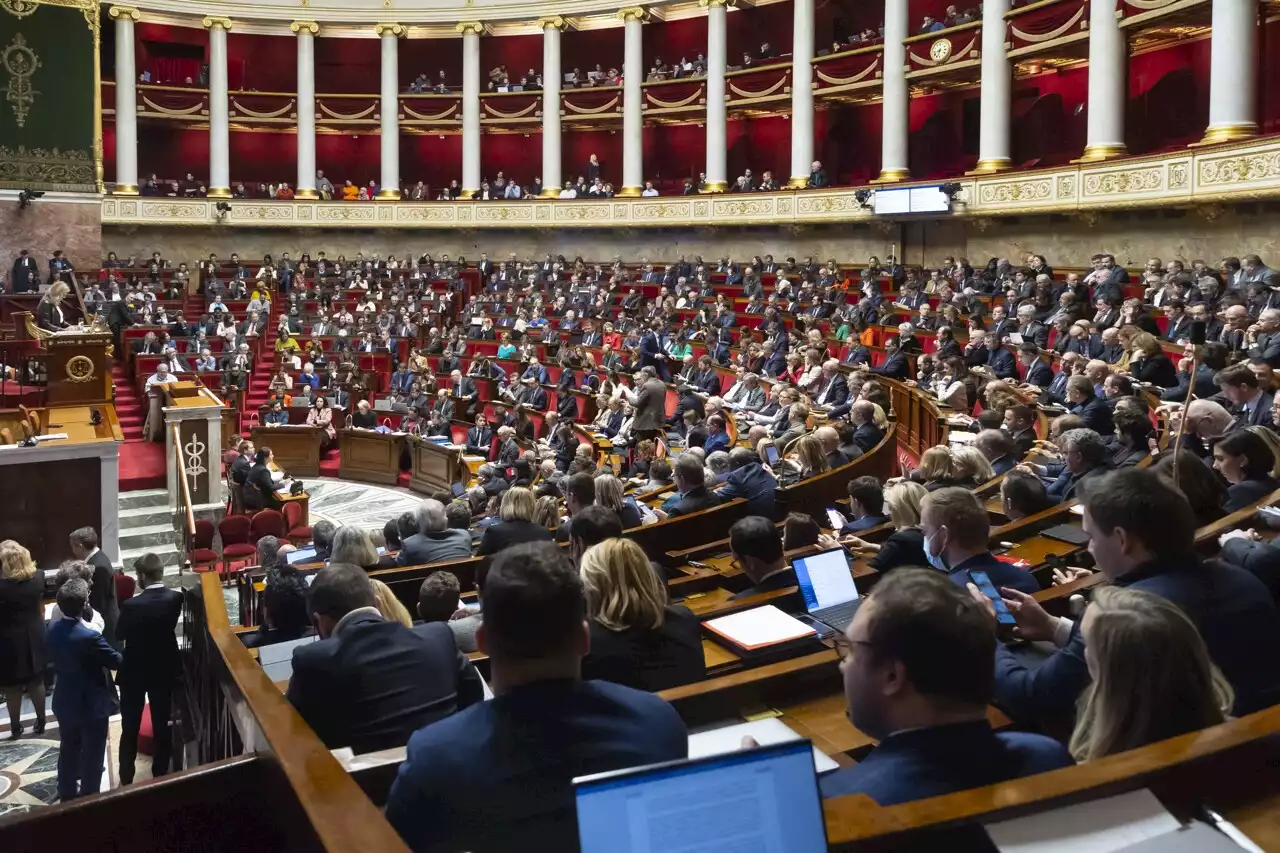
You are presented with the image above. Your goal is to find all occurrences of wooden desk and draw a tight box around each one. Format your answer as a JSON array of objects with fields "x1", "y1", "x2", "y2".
[
  {"x1": 251, "y1": 424, "x2": 324, "y2": 477},
  {"x1": 338, "y1": 429, "x2": 402, "y2": 486},
  {"x1": 407, "y1": 437, "x2": 468, "y2": 494}
]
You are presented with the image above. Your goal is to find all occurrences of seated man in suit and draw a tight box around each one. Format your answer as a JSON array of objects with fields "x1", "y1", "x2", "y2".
[
  {"x1": 116, "y1": 553, "x2": 184, "y2": 784},
  {"x1": 816, "y1": 425, "x2": 850, "y2": 469},
  {"x1": 384, "y1": 542, "x2": 687, "y2": 852},
  {"x1": 716, "y1": 446, "x2": 777, "y2": 517},
  {"x1": 397, "y1": 499, "x2": 475, "y2": 565},
  {"x1": 47, "y1": 578, "x2": 123, "y2": 801},
  {"x1": 983, "y1": 334, "x2": 1018, "y2": 380},
  {"x1": 920, "y1": 488, "x2": 1040, "y2": 594},
  {"x1": 995, "y1": 468, "x2": 1280, "y2": 724},
  {"x1": 702, "y1": 413, "x2": 730, "y2": 455},
  {"x1": 1038, "y1": 427, "x2": 1111, "y2": 504},
  {"x1": 658, "y1": 452, "x2": 723, "y2": 519},
  {"x1": 821, "y1": 569, "x2": 1073, "y2": 803},
  {"x1": 1004, "y1": 405, "x2": 1038, "y2": 458},
  {"x1": 850, "y1": 400, "x2": 886, "y2": 453},
  {"x1": 727, "y1": 516, "x2": 796, "y2": 601},
  {"x1": 840, "y1": 475, "x2": 891, "y2": 534},
  {"x1": 812, "y1": 359, "x2": 850, "y2": 410},
  {"x1": 286, "y1": 563, "x2": 482, "y2": 754},
  {"x1": 867, "y1": 337, "x2": 909, "y2": 380},
  {"x1": 975, "y1": 429, "x2": 1018, "y2": 476},
  {"x1": 1017, "y1": 343, "x2": 1054, "y2": 388}
]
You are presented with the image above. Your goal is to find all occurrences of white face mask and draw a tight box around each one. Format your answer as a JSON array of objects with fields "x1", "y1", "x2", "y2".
[{"x1": 923, "y1": 528, "x2": 948, "y2": 572}]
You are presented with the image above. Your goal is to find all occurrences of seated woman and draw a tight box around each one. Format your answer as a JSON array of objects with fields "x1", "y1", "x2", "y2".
[
  {"x1": 1213, "y1": 428, "x2": 1280, "y2": 512},
  {"x1": 844, "y1": 480, "x2": 928, "y2": 572},
  {"x1": 1070, "y1": 586, "x2": 1232, "y2": 761},
  {"x1": 950, "y1": 445, "x2": 995, "y2": 488},
  {"x1": 595, "y1": 473, "x2": 642, "y2": 529},
  {"x1": 350, "y1": 399, "x2": 378, "y2": 429},
  {"x1": 241, "y1": 560, "x2": 313, "y2": 648},
  {"x1": 244, "y1": 447, "x2": 284, "y2": 510},
  {"x1": 496, "y1": 332, "x2": 517, "y2": 360},
  {"x1": 1126, "y1": 332, "x2": 1178, "y2": 388},
  {"x1": 479, "y1": 487, "x2": 554, "y2": 555},
  {"x1": 1110, "y1": 408, "x2": 1153, "y2": 468},
  {"x1": 777, "y1": 434, "x2": 830, "y2": 487},
  {"x1": 782, "y1": 512, "x2": 821, "y2": 551},
  {"x1": 330, "y1": 526, "x2": 382, "y2": 572},
  {"x1": 579, "y1": 538, "x2": 705, "y2": 691},
  {"x1": 1154, "y1": 450, "x2": 1226, "y2": 528},
  {"x1": 913, "y1": 445, "x2": 958, "y2": 491}
]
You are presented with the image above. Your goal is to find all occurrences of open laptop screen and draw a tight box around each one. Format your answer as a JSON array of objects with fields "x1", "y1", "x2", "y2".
[
  {"x1": 575, "y1": 741, "x2": 827, "y2": 853},
  {"x1": 793, "y1": 549, "x2": 858, "y2": 613}
]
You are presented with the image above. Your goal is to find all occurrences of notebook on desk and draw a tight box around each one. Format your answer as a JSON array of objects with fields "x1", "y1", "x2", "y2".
[{"x1": 702, "y1": 605, "x2": 817, "y2": 654}]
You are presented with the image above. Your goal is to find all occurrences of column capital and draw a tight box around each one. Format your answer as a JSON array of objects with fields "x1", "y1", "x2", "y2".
[
  {"x1": 108, "y1": 6, "x2": 139, "y2": 21},
  {"x1": 538, "y1": 15, "x2": 572, "y2": 31},
  {"x1": 201, "y1": 16, "x2": 232, "y2": 30},
  {"x1": 374, "y1": 23, "x2": 405, "y2": 37},
  {"x1": 617, "y1": 6, "x2": 649, "y2": 22},
  {"x1": 456, "y1": 21, "x2": 486, "y2": 36},
  {"x1": 698, "y1": 0, "x2": 737, "y2": 8},
  {"x1": 291, "y1": 20, "x2": 319, "y2": 35}
]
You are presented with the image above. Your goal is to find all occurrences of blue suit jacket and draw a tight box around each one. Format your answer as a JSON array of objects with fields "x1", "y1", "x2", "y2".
[
  {"x1": 703, "y1": 430, "x2": 730, "y2": 456},
  {"x1": 385, "y1": 679, "x2": 686, "y2": 853},
  {"x1": 820, "y1": 720, "x2": 1072, "y2": 804},
  {"x1": 995, "y1": 555, "x2": 1280, "y2": 722},
  {"x1": 47, "y1": 617, "x2": 122, "y2": 724},
  {"x1": 1025, "y1": 360, "x2": 1054, "y2": 388},
  {"x1": 717, "y1": 463, "x2": 777, "y2": 517},
  {"x1": 985, "y1": 347, "x2": 1017, "y2": 379},
  {"x1": 869, "y1": 351, "x2": 909, "y2": 380},
  {"x1": 840, "y1": 514, "x2": 891, "y2": 535},
  {"x1": 948, "y1": 552, "x2": 1039, "y2": 596}
]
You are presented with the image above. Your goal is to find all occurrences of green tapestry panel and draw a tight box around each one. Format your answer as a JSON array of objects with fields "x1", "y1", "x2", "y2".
[{"x1": 0, "y1": 0, "x2": 97, "y2": 191}]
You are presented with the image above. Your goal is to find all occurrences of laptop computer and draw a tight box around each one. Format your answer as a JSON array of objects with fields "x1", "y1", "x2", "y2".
[
  {"x1": 285, "y1": 546, "x2": 318, "y2": 565},
  {"x1": 793, "y1": 548, "x2": 862, "y2": 633},
  {"x1": 574, "y1": 740, "x2": 828, "y2": 853}
]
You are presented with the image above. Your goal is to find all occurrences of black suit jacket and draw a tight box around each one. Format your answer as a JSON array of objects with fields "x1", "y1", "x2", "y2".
[
  {"x1": 87, "y1": 550, "x2": 120, "y2": 647},
  {"x1": 852, "y1": 422, "x2": 886, "y2": 453},
  {"x1": 582, "y1": 607, "x2": 706, "y2": 691},
  {"x1": 286, "y1": 614, "x2": 482, "y2": 754},
  {"x1": 116, "y1": 585, "x2": 183, "y2": 687},
  {"x1": 666, "y1": 485, "x2": 722, "y2": 518}
]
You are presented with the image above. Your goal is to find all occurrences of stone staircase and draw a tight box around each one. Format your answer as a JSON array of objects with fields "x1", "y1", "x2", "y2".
[{"x1": 118, "y1": 488, "x2": 185, "y2": 576}]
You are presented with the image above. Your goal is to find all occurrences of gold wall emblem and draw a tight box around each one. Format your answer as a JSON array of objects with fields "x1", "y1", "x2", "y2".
[
  {"x1": 0, "y1": 0, "x2": 40, "y2": 17},
  {"x1": 3, "y1": 33, "x2": 39, "y2": 127},
  {"x1": 66, "y1": 355, "x2": 95, "y2": 382}
]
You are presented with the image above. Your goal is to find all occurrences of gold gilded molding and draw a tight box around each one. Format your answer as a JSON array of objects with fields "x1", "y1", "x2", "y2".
[
  {"x1": 108, "y1": 6, "x2": 140, "y2": 20},
  {"x1": 538, "y1": 15, "x2": 571, "y2": 29},
  {"x1": 290, "y1": 20, "x2": 319, "y2": 34},
  {"x1": 374, "y1": 22, "x2": 404, "y2": 36},
  {"x1": 1, "y1": 144, "x2": 94, "y2": 191},
  {"x1": 2, "y1": 33, "x2": 39, "y2": 128},
  {"x1": 1197, "y1": 123, "x2": 1259, "y2": 146},
  {"x1": 455, "y1": 21, "x2": 485, "y2": 35},
  {"x1": 617, "y1": 6, "x2": 649, "y2": 21},
  {"x1": 201, "y1": 16, "x2": 232, "y2": 29},
  {"x1": 699, "y1": 0, "x2": 737, "y2": 7},
  {"x1": 0, "y1": 0, "x2": 39, "y2": 17}
]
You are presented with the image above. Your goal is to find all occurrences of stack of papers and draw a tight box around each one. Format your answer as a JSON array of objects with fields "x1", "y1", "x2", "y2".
[
  {"x1": 688, "y1": 719, "x2": 839, "y2": 773},
  {"x1": 703, "y1": 605, "x2": 817, "y2": 652}
]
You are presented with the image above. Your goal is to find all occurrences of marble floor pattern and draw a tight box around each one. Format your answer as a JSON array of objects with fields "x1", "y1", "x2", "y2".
[{"x1": 305, "y1": 478, "x2": 424, "y2": 532}]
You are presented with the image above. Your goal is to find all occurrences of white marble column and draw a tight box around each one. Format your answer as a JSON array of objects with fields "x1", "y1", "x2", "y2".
[
  {"x1": 110, "y1": 7, "x2": 140, "y2": 195},
  {"x1": 1080, "y1": 0, "x2": 1127, "y2": 161},
  {"x1": 203, "y1": 17, "x2": 232, "y2": 198},
  {"x1": 375, "y1": 23, "x2": 403, "y2": 199},
  {"x1": 292, "y1": 21, "x2": 319, "y2": 198},
  {"x1": 974, "y1": 0, "x2": 1012, "y2": 172},
  {"x1": 788, "y1": 0, "x2": 814, "y2": 188},
  {"x1": 1201, "y1": 0, "x2": 1258, "y2": 145},
  {"x1": 877, "y1": 0, "x2": 909, "y2": 181},
  {"x1": 458, "y1": 22, "x2": 484, "y2": 198},
  {"x1": 539, "y1": 17, "x2": 565, "y2": 197},
  {"x1": 619, "y1": 7, "x2": 647, "y2": 196},
  {"x1": 702, "y1": 0, "x2": 730, "y2": 192}
]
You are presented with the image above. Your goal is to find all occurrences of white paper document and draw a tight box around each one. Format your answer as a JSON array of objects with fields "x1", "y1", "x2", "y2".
[
  {"x1": 985, "y1": 789, "x2": 1182, "y2": 853},
  {"x1": 688, "y1": 718, "x2": 839, "y2": 774},
  {"x1": 703, "y1": 605, "x2": 817, "y2": 651}
]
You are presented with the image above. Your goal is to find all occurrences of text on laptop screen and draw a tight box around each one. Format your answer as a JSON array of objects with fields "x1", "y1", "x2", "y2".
[
  {"x1": 793, "y1": 549, "x2": 859, "y2": 613},
  {"x1": 575, "y1": 741, "x2": 827, "y2": 853},
  {"x1": 285, "y1": 547, "x2": 317, "y2": 565}
]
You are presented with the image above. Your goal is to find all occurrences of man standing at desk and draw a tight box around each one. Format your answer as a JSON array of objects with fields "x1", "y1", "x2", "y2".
[
  {"x1": 143, "y1": 363, "x2": 178, "y2": 441},
  {"x1": 69, "y1": 527, "x2": 119, "y2": 649}
]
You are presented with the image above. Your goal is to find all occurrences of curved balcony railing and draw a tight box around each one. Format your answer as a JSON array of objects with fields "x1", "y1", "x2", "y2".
[
  {"x1": 1006, "y1": 0, "x2": 1090, "y2": 58},
  {"x1": 904, "y1": 20, "x2": 982, "y2": 81}
]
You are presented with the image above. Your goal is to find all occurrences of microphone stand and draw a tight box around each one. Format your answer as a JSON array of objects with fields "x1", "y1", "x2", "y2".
[{"x1": 1169, "y1": 345, "x2": 1201, "y2": 490}]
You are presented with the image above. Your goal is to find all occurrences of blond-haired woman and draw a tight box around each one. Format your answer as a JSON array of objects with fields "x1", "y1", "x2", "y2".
[
  {"x1": 1071, "y1": 585, "x2": 1233, "y2": 761},
  {"x1": 0, "y1": 540, "x2": 48, "y2": 737},
  {"x1": 478, "y1": 486, "x2": 554, "y2": 555},
  {"x1": 330, "y1": 526, "x2": 382, "y2": 571},
  {"x1": 579, "y1": 538, "x2": 705, "y2": 691},
  {"x1": 779, "y1": 433, "x2": 829, "y2": 486},
  {"x1": 37, "y1": 280, "x2": 72, "y2": 331},
  {"x1": 952, "y1": 444, "x2": 996, "y2": 486},
  {"x1": 370, "y1": 578, "x2": 413, "y2": 628},
  {"x1": 594, "y1": 473, "x2": 642, "y2": 529},
  {"x1": 841, "y1": 481, "x2": 929, "y2": 573},
  {"x1": 1126, "y1": 331, "x2": 1178, "y2": 388},
  {"x1": 915, "y1": 445, "x2": 957, "y2": 491}
]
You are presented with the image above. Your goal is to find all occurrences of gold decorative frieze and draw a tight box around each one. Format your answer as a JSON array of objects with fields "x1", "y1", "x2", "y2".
[{"x1": 99, "y1": 137, "x2": 1280, "y2": 230}]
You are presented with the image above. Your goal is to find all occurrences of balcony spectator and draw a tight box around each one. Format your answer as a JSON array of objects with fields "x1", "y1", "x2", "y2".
[
  {"x1": 409, "y1": 181, "x2": 427, "y2": 200},
  {"x1": 434, "y1": 69, "x2": 448, "y2": 93},
  {"x1": 275, "y1": 182, "x2": 294, "y2": 200},
  {"x1": 504, "y1": 179, "x2": 522, "y2": 200},
  {"x1": 757, "y1": 171, "x2": 778, "y2": 192},
  {"x1": 139, "y1": 69, "x2": 151, "y2": 83},
  {"x1": 179, "y1": 172, "x2": 200, "y2": 197},
  {"x1": 316, "y1": 170, "x2": 334, "y2": 199},
  {"x1": 357, "y1": 185, "x2": 370, "y2": 201},
  {"x1": 808, "y1": 160, "x2": 828, "y2": 188},
  {"x1": 232, "y1": 182, "x2": 246, "y2": 198},
  {"x1": 741, "y1": 52, "x2": 754, "y2": 69},
  {"x1": 921, "y1": 15, "x2": 944, "y2": 32},
  {"x1": 341, "y1": 180, "x2": 359, "y2": 201},
  {"x1": 682, "y1": 178, "x2": 696, "y2": 195},
  {"x1": 642, "y1": 181, "x2": 659, "y2": 197},
  {"x1": 559, "y1": 181, "x2": 577, "y2": 199},
  {"x1": 366, "y1": 179, "x2": 378, "y2": 198},
  {"x1": 943, "y1": 5, "x2": 959, "y2": 26}
]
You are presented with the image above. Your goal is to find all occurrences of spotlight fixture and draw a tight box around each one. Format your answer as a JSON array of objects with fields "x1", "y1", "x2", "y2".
[
  {"x1": 854, "y1": 189, "x2": 873, "y2": 208},
  {"x1": 939, "y1": 182, "x2": 963, "y2": 199},
  {"x1": 215, "y1": 201, "x2": 232, "y2": 221},
  {"x1": 17, "y1": 188, "x2": 44, "y2": 208}
]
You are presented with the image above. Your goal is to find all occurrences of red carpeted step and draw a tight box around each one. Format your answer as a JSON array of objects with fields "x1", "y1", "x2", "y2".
[{"x1": 119, "y1": 439, "x2": 166, "y2": 491}]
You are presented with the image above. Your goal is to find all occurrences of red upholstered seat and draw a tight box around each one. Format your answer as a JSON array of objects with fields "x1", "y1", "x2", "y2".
[
  {"x1": 189, "y1": 519, "x2": 220, "y2": 573},
  {"x1": 250, "y1": 509, "x2": 287, "y2": 542},
  {"x1": 114, "y1": 572, "x2": 137, "y2": 603},
  {"x1": 282, "y1": 501, "x2": 313, "y2": 545},
  {"x1": 137, "y1": 704, "x2": 153, "y2": 756},
  {"x1": 218, "y1": 515, "x2": 256, "y2": 582}
]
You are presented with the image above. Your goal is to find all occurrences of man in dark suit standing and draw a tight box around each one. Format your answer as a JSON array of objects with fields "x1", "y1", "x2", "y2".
[
  {"x1": 716, "y1": 447, "x2": 776, "y2": 517},
  {"x1": 47, "y1": 578, "x2": 122, "y2": 801},
  {"x1": 465, "y1": 413, "x2": 494, "y2": 457},
  {"x1": 116, "y1": 553, "x2": 183, "y2": 784},
  {"x1": 449, "y1": 369, "x2": 478, "y2": 420},
  {"x1": 623, "y1": 366, "x2": 666, "y2": 443},
  {"x1": 11, "y1": 249, "x2": 40, "y2": 293},
  {"x1": 70, "y1": 527, "x2": 119, "y2": 649},
  {"x1": 287, "y1": 563, "x2": 482, "y2": 755}
]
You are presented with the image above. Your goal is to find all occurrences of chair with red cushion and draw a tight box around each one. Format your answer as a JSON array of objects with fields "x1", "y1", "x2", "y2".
[
  {"x1": 250, "y1": 509, "x2": 287, "y2": 543},
  {"x1": 218, "y1": 514, "x2": 256, "y2": 581},
  {"x1": 282, "y1": 501, "x2": 313, "y2": 546},
  {"x1": 188, "y1": 519, "x2": 220, "y2": 574},
  {"x1": 114, "y1": 571, "x2": 137, "y2": 605}
]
